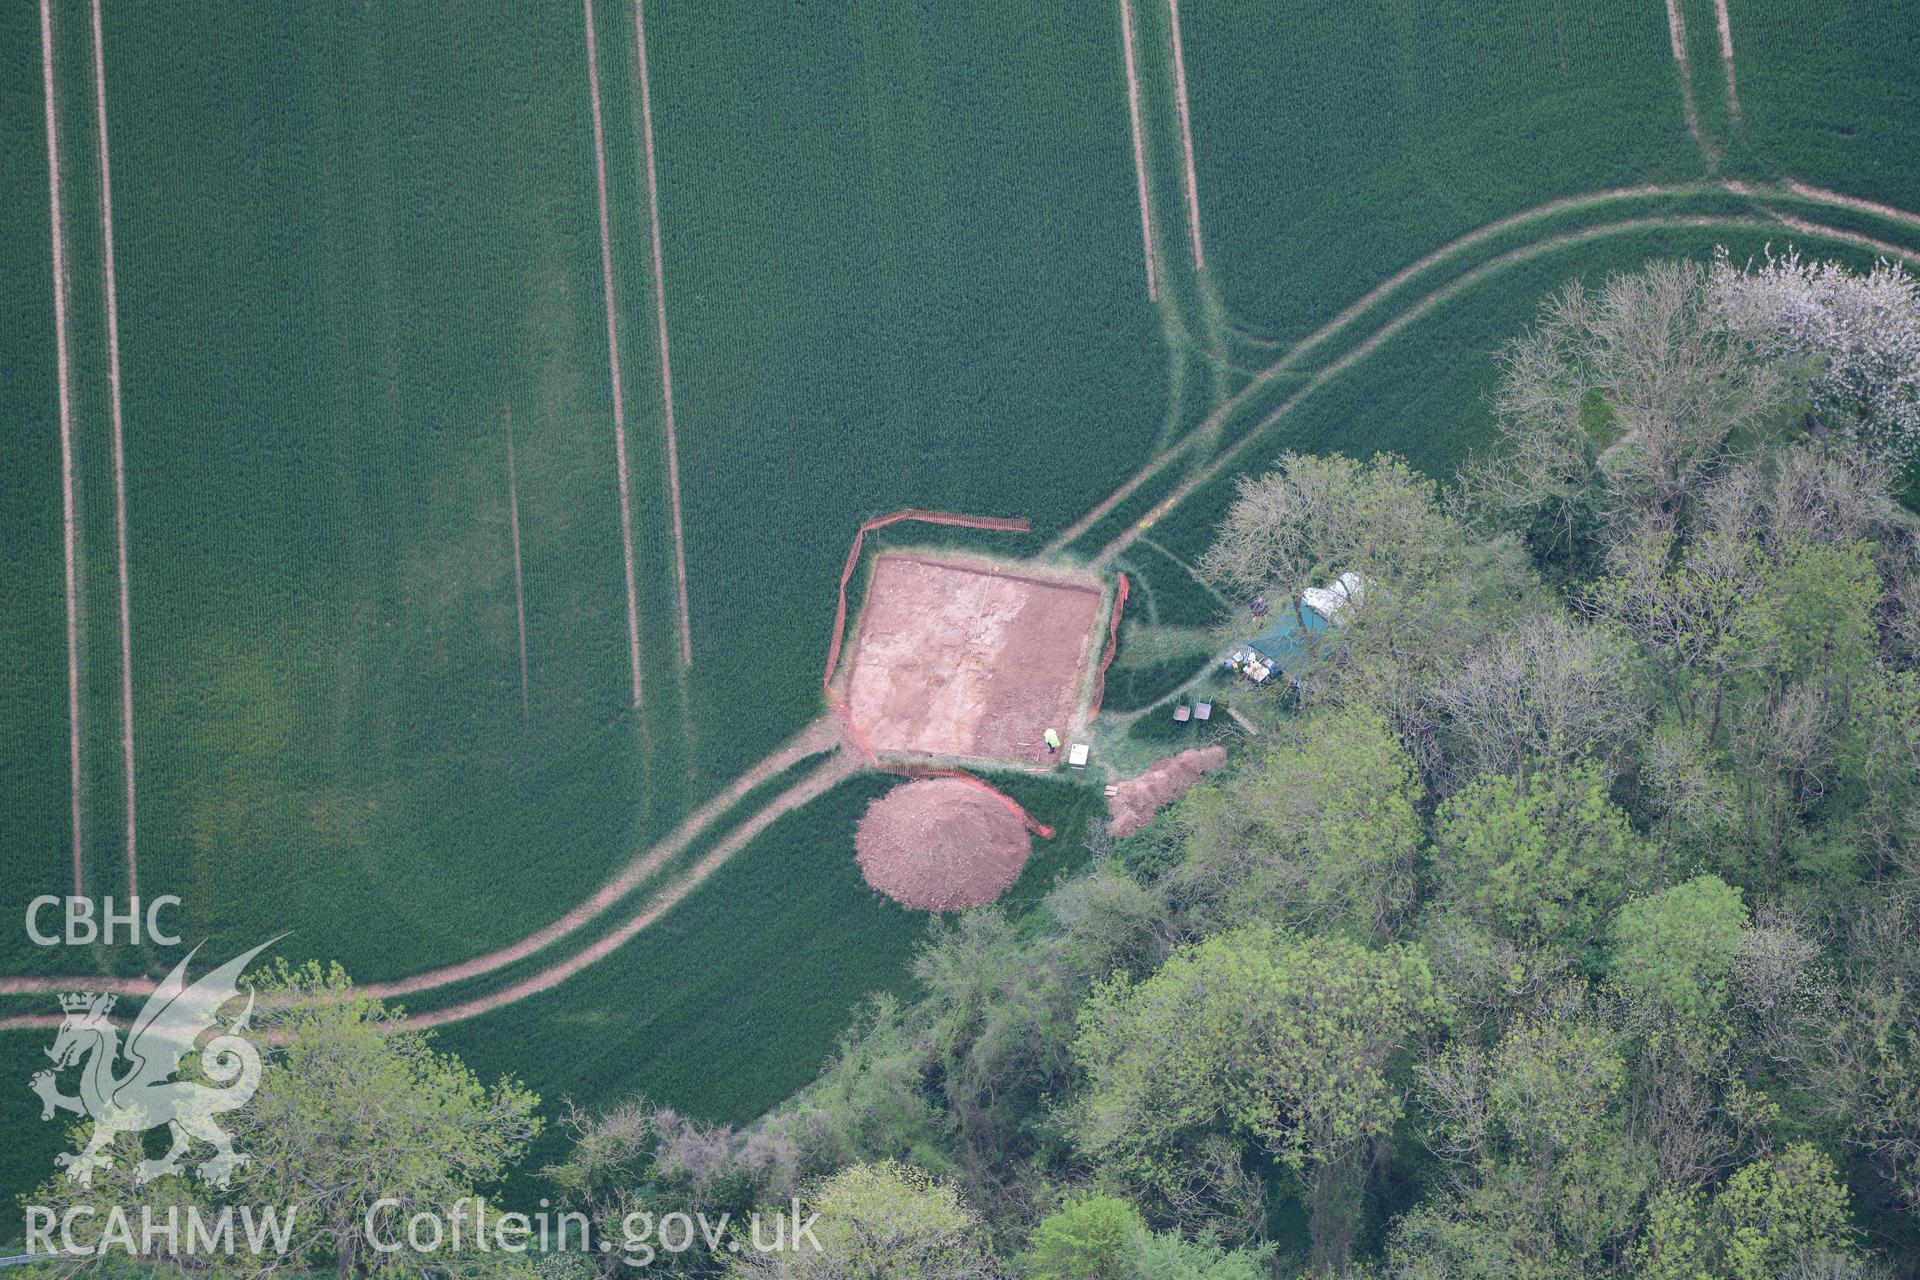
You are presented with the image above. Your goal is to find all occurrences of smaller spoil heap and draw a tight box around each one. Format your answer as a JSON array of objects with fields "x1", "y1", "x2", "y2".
[{"x1": 1107, "y1": 745, "x2": 1228, "y2": 838}]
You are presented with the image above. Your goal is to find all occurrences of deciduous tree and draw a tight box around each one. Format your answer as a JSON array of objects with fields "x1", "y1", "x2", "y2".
[
  {"x1": 1199, "y1": 452, "x2": 1459, "y2": 612},
  {"x1": 1476, "y1": 261, "x2": 1784, "y2": 540},
  {"x1": 1713, "y1": 248, "x2": 1920, "y2": 467},
  {"x1": 234, "y1": 962, "x2": 543, "y2": 1280},
  {"x1": 1022, "y1": 1194, "x2": 1143, "y2": 1280},
  {"x1": 723, "y1": 1162, "x2": 1002, "y2": 1280},
  {"x1": 1633, "y1": 1145, "x2": 1855, "y2": 1280},
  {"x1": 1073, "y1": 927, "x2": 1438, "y2": 1270},
  {"x1": 1173, "y1": 709, "x2": 1422, "y2": 939},
  {"x1": 1607, "y1": 877, "x2": 1747, "y2": 1018},
  {"x1": 1432, "y1": 761, "x2": 1654, "y2": 949},
  {"x1": 1431, "y1": 616, "x2": 1646, "y2": 783}
]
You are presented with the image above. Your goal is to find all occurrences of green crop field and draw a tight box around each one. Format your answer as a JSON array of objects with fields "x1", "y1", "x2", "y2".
[
  {"x1": 1115, "y1": 539, "x2": 1225, "y2": 629},
  {"x1": 106, "y1": 0, "x2": 701, "y2": 980},
  {"x1": 1728, "y1": 0, "x2": 1920, "y2": 210},
  {"x1": 3, "y1": 0, "x2": 1919, "y2": 1239},
  {"x1": 434, "y1": 769, "x2": 1106, "y2": 1206},
  {"x1": 1182, "y1": 0, "x2": 1704, "y2": 344},
  {"x1": 651, "y1": 0, "x2": 1169, "y2": 788},
  {"x1": 0, "y1": 0, "x2": 73, "y2": 961},
  {"x1": 0, "y1": 1, "x2": 710, "y2": 982}
]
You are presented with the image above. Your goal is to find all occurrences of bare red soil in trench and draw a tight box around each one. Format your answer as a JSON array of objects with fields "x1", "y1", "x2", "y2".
[{"x1": 844, "y1": 555, "x2": 1101, "y2": 763}]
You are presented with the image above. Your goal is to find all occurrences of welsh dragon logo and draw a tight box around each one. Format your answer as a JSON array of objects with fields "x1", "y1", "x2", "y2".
[{"x1": 31, "y1": 939, "x2": 276, "y2": 1188}]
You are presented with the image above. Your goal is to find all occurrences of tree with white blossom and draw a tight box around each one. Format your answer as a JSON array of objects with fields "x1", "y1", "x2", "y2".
[{"x1": 1713, "y1": 247, "x2": 1920, "y2": 468}]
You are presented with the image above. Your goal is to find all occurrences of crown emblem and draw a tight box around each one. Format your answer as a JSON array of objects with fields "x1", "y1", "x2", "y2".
[{"x1": 35, "y1": 939, "x2": 280, "y2": 1191}]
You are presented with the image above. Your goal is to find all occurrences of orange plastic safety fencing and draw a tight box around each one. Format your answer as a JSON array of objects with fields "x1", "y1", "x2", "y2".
[
  {"x1": 1085, "y1": 572, "x2": 1129, "y2": 720},
  {"x1": 825, "y1": 686, "x2": 877, "y2": 765},
  {"x1": 822, "y1": 509, "x2": 1032, "y2": 696}
]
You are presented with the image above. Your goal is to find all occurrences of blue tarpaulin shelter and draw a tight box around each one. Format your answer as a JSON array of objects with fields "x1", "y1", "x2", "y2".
[
  {"x1": 1227, "y1": 574, "x2": 1364, "y2": 685},
  {"x1": 1249, "y1": 603, "x2": 1332, "y2": 671}
]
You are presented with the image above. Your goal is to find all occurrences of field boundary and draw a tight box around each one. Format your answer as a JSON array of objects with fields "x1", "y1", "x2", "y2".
[{"x1": 1085, "y1": 572, "x2": 1130, "y2": 718}]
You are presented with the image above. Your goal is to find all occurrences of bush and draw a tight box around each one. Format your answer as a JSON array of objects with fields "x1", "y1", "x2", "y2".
[
  {"x1": 1024, "y1": 1194, "x2": 1146, "y2": 1280},
  {"x1": 1608, "y1": 875, "x2": 1747, "y2": 1016}
]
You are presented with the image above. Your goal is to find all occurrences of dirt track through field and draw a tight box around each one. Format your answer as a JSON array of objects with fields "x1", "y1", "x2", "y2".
[
  {"x1": 1089, "y1": 215, "x2": 1771, "y2": 562},
  {"x1": 1164, "y1": 0, "x2": 1204, "y2": 272},
  {"x1": 1766, "y1": 212, "x2": 1920, "y2": 265},
  {"x1": 358, "y1": 716, "x2": 842, "y2": 1000},
  {"x1": 400, "y1": 747, "x2": 860, "y2": 1030},
  {"x1": 1663, "y1": 0, "x2": 1717, "y2": 170},
  {"x1": 0, "y1": 719, "x2": 842, "y2": 1016},
  {"x1": 1117, "y1": 0, "x2": 1159, "y2": 301},
  {"x1": 1140, "y1": 536, "x2": 1228, "y2": 608},
  {"x1": 504, "y1": 397, "x2": 530, "y2": 717},
  {"x1": 633, "y1": 0, "x2": 693, "y2": 669},
  {"x1": 583, "y1": 0, "x2": 647, "y2": 712},
  {"x1": 1711, "y1": 0, "x2": 1741, "y2": 122},
  {"x1": 1043, "y1": 183, "x2": 1696, "y2": 555},
  {"x1": 8, "y1": 184, "x2": 1920, "y2": 1031},
  {"x1": 1048, "y1": 177, "x2": 1920, "y2": 560},
  {"x1": 1088, "y1": 208, "x2": 1920, "y2": 563},
  {"x1": 90, "y1": 0, "x2": 139, "y2": 895},
  {"x1": 1784, "y1": 182, "x2": 1920, "y2": 234},
  {"x1": 40, "y1": 0, "x2": 85, "y2": 898}
]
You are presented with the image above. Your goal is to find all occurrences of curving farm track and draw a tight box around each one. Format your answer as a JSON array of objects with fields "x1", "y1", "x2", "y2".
[
  {"x1": 12, "y1": 5, "x2": 1920, "y2": 1035},
  {"x1": 7, "y1": 177, "x2": 1916, "y2": 1036},
  {"x1": 1049, "y1": 185, "x2": 1920, "y2": 563}
]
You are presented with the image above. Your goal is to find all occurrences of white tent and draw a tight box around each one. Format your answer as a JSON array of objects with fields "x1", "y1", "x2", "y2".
[{"x1": 1300, "y1": 571, "x2": 1365, "y2": 621}]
